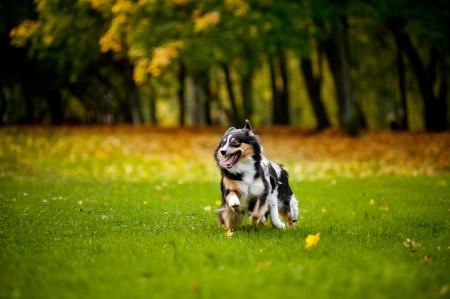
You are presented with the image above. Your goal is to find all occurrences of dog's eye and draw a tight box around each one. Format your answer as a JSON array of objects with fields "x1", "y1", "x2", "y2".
[{"x1": 232, "y1": 141, "x2": 240, "y2": 146}]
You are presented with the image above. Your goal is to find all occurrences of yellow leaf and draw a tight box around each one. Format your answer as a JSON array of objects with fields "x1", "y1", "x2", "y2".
[
  {"x1": 10, "y1": 19, "x2": 41, "y2": 47},
  {"x1": 204, "y1": 205, "x2": 211, "y2": 211},
  {"x1": 305, "y1": 233, "x2": 320, "y2": 249},
  {"x1": 193, "y1": 11, "x2": 220, "y2": 32},
  {"x1": 226, "y1": 229, "x2": 233, "y2": 238}
]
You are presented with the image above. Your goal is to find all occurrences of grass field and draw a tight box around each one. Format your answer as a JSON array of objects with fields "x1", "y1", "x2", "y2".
[{"x1": 1, "y1": 126, "x2": 450, "y2": 299}]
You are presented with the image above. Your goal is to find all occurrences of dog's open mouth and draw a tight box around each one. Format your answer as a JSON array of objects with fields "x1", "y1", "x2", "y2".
[{"x1": 219, "y1": 151, "x2": 241, "y2": 169}]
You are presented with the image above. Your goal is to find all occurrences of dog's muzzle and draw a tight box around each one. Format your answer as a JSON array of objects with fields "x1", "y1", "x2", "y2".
[{"x1": 219, "y1": 150, "x2": 241, "y2": 169}]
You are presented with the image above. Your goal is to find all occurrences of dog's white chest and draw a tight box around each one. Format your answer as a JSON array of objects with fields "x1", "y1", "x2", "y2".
[{"x1": 235, "y1": 172, "x2": 265, "y2": 205}]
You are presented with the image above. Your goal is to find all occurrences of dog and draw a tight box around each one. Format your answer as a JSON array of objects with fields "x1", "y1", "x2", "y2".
[{"x1": 214, "y1": 120, "x2": 299, "y2": 230}]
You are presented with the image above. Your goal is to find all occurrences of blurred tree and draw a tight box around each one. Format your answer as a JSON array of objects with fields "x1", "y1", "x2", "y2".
[
  {"x1": 315, "y1": 0, "x2": 362, "y2": 135},
  {"x1": 0, "y1": 0, "x2": 39, "y2": 124},
  {"x1": 376, "y1": 0, "x2": 450, "y2": 131},
  {"x1": 300, "y1": 44, "x2": 331, "y2": 130},
  {"x1": 3, "y1": 0, "x2": 449, "y2": 129}
]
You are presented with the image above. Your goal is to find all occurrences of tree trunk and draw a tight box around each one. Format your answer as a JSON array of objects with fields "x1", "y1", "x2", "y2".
[
  {"x1": 149, "y1": 83, "x2": 157, "y2": 125},
  {"x1": 178, "y1": 62, "x2": 186, "y2": 125},
  {"x1": 222, "y1": 64, "x2": 240, "y2": 125},
  {"x1": 202, "y1": 71, "x2": 212, "y2": 125},
  {"x1": 396, "y1": 48, "x2": 408, "y2": 130},
  {"x1": 324, "y1": 16, "x2": 360, "y2": 135},
  {"x1": 192, "y1": 77, "x2": 202, "y2": 125},
  {"x1": 269, "y1": 55, "x2": 281, "y2": 124},
  {"x1": 0, "y1": 86, "x2": 7, "y2": 125},
  {"x1": 270, "y1": 49, "x2": 290, "y2": 125},
  {"x1": 300, "y1": 56, "x2": 330, "y2": 130},
  {"x1": 46, "y1": 90, "x2": 64, "y2": 125},
  {"x1": 438, "y1": 80, "x2": 448, "y2": 128},
  {"x1": 388, "y1": 18, "x2": 446, "y2": 131},
  {"x1": 241, "y1": 69, "x2": 253, "y2": 122},
  {"x1": 277, "y1": 47, "x2": 290, "y2": 125},
  {"x1": 114, "y1": 59, "x2": 142, "y2": 124}
]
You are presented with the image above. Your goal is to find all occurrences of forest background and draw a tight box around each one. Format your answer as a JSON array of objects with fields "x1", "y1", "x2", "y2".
[{"x1": 1, "y1": 0, "x2": 450, "y2": 134}]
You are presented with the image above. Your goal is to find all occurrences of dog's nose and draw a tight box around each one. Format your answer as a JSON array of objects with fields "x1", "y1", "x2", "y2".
[{"x1": 220, "y1": 150, "x2": 227, "y2": 156}]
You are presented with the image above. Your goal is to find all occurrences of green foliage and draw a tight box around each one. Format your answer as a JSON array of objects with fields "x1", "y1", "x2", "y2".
[{"x1": 2, "y1": 0, "x2": 450, "y2": 128}]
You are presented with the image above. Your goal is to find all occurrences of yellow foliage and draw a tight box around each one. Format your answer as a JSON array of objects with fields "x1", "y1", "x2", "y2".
[
  {"x1": 133, "y1": 58, "x2": 150, "y2": 85},
  {"x1": 111, "y1": 0, "x2": 136, "y2": 14},
  {"x1": 225, "y1": 0, "x2": 249, "y2": 16},
  {"x1": 192, "y1": 11, "x2": 220, "y2": 32},
  {"x1": 100, "y1": 28, "x2": 122, "y2": 52},
  {"x1": 147, "y1": 41, "x2": 184, "y2": 77},
  {"x1": 116, "y1": 14, "x2": 128, "y2": 24},
  {"x1": 87, "y1": 0, "x2": 110, "y2": 10},
  {"x1": 305, "y1": 233, "x2": 320, "y2": 249},
  {"x1": 173, "y1": 0, "x2": 188, "y2": 5},
  {"x1": 10, "y1": 20, "x2": 41, "y2": 47},
  {"x1": 43, "y1": 35, "x2": 54, "y2": 46}
]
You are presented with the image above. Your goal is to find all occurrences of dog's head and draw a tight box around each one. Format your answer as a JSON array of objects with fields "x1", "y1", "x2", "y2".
[{"x1": 214, "y1": 120, "x2": 262, "y2": 170}]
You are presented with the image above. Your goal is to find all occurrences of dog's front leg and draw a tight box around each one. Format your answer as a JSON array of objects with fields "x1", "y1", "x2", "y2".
[
  {"x1": 219, "y1": 191, "x2": 243, "y2": 231},
  {"x1": 250, "y1": 196, "x2": 268, "y2": 228},
  {"x1": 226, "y1": 191, "x2": 240, "y2": 211}
]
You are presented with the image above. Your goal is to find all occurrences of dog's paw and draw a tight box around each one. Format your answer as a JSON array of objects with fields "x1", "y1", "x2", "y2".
[
  {"x1": 258, "y1": 218, "x2": 266, "y2": 228},
  {"x1": 274, "y1": 222, "x2": 286, "y2": 230},
  {"x1": 288, "y1": 220, "x2": 297, "y2": 229},
  {"x1": 227, "y1": 194, "x2": 240, "y2": 210}
]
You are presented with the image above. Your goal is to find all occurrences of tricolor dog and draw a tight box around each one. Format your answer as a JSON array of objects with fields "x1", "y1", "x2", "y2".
[{"x1": 214, "y1": 120, "x2": 299, "y2": 230}]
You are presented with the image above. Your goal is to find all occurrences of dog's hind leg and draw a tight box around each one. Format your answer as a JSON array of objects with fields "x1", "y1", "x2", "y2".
[
  {"x1": 266, "y1": 193, "x2": 286, "y2": 229},
  {"x1": 250, "y1": 195, "x2": 269, "y2": 227},
  {"x1": 279, "y1": 195, "x2": 299, "y2": 229}
]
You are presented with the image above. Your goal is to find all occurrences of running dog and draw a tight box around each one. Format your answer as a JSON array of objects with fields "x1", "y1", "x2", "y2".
[{"x1": 214, "y1": 120, "x2": 299, "y2": 230}]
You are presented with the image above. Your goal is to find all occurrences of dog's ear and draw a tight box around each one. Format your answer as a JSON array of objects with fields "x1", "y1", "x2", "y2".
[
  {"x1": 243, "y1": 119, "x2": 252, "y2": 132},
  {"x1": 225, "y1": 127, "x2": 235, "y2": 134}
]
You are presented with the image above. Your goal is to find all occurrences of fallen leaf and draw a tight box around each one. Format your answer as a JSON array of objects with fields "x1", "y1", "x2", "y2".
[
  {"x1": 204, "y1": 205, "x2": 211, "y2": 211},
  {"x1": 42, "y1": 199, "x2": 48, "y2": 203},
  {"x1": 421, "y1": 254, "x2": 431, "y2": 262},
  {"x1": 77, "y1": 200, "x2": 83, "y2": 205},
  {"x1": 305, "y1": 232, "x2": 320, "y2": 249},
  {"x1": 226, "y1": 229, "x2": 234, "y2": 238},
  {"x1": 101, "y1": 215, "x2": 108, "y2": 220}
]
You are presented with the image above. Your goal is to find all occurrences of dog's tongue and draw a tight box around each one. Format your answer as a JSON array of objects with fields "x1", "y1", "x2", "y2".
[{"x1": 220, "y1": 154, "x2": 237, "y2": 167}]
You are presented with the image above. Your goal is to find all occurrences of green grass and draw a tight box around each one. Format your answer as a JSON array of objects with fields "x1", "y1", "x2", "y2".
[
  {"x1": 2, "y1": 177, "x2": 449, "y2": 299},
  {"x1": 1, "y1": 127, "x2": 450, "y2": 298}
]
